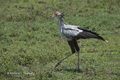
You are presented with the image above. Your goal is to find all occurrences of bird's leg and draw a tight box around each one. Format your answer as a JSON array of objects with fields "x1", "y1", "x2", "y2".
[
  {"x1": 73, "y1": 40, "x2": 80, "y2": 72},
  {"x1": 54, "y1": 53, "x2": 74, "y2": 68},
  {"x1": 55, "y1": 41, "x2": 75, "y2": 68},
  {"x1": 78, "y1": 51, "x2": 80, "y2": 72}
]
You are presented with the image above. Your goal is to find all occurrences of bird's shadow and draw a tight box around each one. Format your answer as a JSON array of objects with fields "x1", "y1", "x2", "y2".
[{"x1": 55, "y1": 68, "x2": 83, "y2": 73}]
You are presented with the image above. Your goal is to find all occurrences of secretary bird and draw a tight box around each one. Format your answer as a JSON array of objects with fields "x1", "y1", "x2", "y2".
[{"x1": 53, "y1": 12, "x2": 108, "y2": 72}]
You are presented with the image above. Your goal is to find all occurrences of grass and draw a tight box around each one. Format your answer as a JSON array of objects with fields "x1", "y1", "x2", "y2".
[{"x1": 0, "y1": 0, "x2": 120, "y2": 80}]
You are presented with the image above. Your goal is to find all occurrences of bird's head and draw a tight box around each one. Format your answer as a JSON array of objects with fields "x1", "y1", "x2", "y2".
[{"x1": 52, "y1": 12, "x2": 64, "y2": 18}]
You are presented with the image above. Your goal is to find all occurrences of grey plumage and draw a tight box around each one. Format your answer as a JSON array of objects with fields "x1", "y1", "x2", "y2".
[{"x1": 53, "y1": 12, "x2": 108, "y2": 72}]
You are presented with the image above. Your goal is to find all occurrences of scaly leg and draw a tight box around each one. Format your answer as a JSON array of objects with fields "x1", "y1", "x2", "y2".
[
  {"x1": 54, "y1": 53, "x2": 74, "y2": 68},
  {"x1": 78, "y1": 51, "x2": 80, "y2": 72}
]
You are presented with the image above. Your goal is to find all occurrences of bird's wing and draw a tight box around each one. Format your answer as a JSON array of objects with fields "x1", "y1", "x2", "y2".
[
  {"x1": 76, "y1": 26, "x2": 106, "y2": 41},
  {"x1": 63, "y1": 24, "x2": 106, "y2": 41},
  {"x1": 63, "y1": 25, "x2": 83, "y2": 38},
  {"x1": 79, "y1": 27, "x2": 89, "y2": 30}
]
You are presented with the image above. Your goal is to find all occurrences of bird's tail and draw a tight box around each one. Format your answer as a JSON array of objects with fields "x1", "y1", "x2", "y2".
[
  {"x1": 76, "y1": 29, "x2": 108, "y2": 42},
  {"x1": 96, "y1": 34, "x2": 108, "y2": 42},
  {"x1": 88, "y1": 31, "x2": 108, "y2": 42}
]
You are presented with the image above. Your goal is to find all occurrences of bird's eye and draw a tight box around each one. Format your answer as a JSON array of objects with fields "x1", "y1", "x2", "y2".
[{"x1": 54, "y1": 13, "x2": 58, "y2": 16}]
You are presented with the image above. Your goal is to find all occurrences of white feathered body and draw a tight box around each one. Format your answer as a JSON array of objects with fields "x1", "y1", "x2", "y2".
[{"x1": 59, "y1": 23, "x2": 83, "y2": 41}]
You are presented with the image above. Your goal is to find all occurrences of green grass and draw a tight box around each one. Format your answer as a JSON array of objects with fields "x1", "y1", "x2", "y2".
[{"x1": 0, "y1": 0, "x2": 120, "y2": 80}]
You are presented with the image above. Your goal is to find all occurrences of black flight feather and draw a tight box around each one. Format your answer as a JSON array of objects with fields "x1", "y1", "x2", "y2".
[{"x1": 76, "y1": 27, "x2": 106, "y2": 41}]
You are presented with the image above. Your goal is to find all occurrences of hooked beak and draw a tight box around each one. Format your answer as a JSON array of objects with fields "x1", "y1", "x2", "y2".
[
  {"x1": 52, "y1": 13, "x2": 56, "y2": 18},
  {"x1": 52, "y1": 14, "x2": 55, "y2": 18}
]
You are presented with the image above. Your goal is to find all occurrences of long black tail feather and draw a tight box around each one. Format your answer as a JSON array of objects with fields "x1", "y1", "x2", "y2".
[{"x1": 77, "y1": 28, "x2": 108, "y2": 42}]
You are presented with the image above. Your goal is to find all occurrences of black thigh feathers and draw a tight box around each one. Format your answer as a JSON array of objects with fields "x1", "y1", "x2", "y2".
[{"x1": 68, "y1": 40, "x2": 80, "y2": 53}]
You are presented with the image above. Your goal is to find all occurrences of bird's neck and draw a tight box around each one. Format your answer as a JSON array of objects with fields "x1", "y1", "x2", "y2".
[{"x1": 57, "y1": 17, "x2": 64, "y2": 27}]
